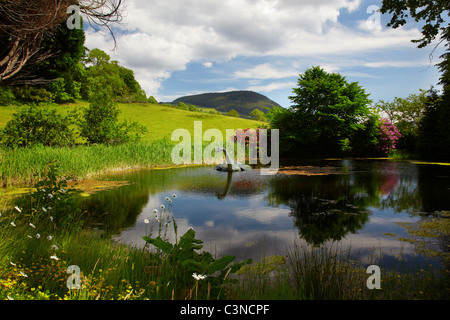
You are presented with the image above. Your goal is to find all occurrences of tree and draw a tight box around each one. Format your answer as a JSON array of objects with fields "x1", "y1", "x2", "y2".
[
  {"x1": 227, "y1": 109, "x2": 239, "y2": 117},
  {"x1": 78, "y1": 90, "x2": 147, "y2": 145},
  {"x1": 285, "y1": 66, "x2": 372, "y2": 156},
  {"x1": 375, "y1": 90, "x2": 428, "y2": 153},
  {"x1": 81, "y1": 48, "x2": 147, "y2": 102},
  {"x1": 380, "y1": 0, "x2": 449, "y2": 49},
  {"x1": 381, "y1": 1, "x2": 450, "y2": 160},
  {"x1": 417, "y1": 87, "x2": 450, "y2": 160},
  {"x1": 249, "y1": 109, "x2": 267, "y2": 121},
  {"x1": 0, "y1": 0, "x2": 123, "y2": 83}
]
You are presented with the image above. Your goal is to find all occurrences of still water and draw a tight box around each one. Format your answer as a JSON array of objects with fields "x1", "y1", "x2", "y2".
[{"x1": 83, "y1": 159, "x2": 450, "y2": 271}]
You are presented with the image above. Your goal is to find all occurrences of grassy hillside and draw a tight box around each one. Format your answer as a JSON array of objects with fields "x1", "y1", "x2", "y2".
[
  {"x1": 0, "y1": 101, "x2": 265, "y2": 143},
  {"x1": 170, "y1": 90, "x2": 282, "y2": 116}
]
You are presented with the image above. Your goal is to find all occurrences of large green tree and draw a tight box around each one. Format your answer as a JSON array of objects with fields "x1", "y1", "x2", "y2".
[
  {"x1": 81, "y1": 48, "x2": 147, "y2": 102},
  {"x1": 279, "y1": 66, "x2": 372, "y2": 157}
]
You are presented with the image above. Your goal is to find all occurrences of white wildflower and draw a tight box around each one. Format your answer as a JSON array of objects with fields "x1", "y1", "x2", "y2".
[
  {"x1": 20, "y1": 271, "x2": 28, "y2": 277},
  {"x1": 160, "y1": 205, "x2": 165, "y2": 210},
  {"x1": 50, "y1": 216, "x2": 53, "y2": 222},
  {"x1": 47, "y1": 235, "x2": 53, "y2": 241},
  {"x1": 144, "y1": 219, "x2": 149, "y2": 224},
  {"x1": 14, "y1": 206, "x2": 21, "y2": 213},
  {"x1": 29, "y1": 223, "x2": 36, "y2": 229},
  {"x1": 192, "y1": 273, "x2": 206, "y2": 281},
  {"x1": 51, "y1": 244, "x2": 59, "y2": 250},
  {"x1": 42, "y1": 207, "x2": 47, "y2": 212},
  {"x1": 36, "y1": 233, "x2": 40, "y2": 239},
  {"x1": 10, "y1": 262, "x2": 16, "y2": 266},
  {"x1": 172, "y1": 194, "x2": 177, "y2": 198},
  {"x1": 48, "y1": 194, "x2": 53, "y2": 199},
  {"x1": 50, "y1": 255, "x2": 59, "y2": 261},
  {"x1": 10, "y1": 222, "x2": 16, "y2": 227},
  {"x1": 165, "y1": 196, "x2": 170, "y2": 201},
  {"x1": 7, "y1": 295, "x2": 14, "y2": 300}
]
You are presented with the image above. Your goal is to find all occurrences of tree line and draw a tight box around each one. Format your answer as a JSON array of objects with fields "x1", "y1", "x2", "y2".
[{"x1": 266, "y1": 1, "x2": 449, "y2": 161}]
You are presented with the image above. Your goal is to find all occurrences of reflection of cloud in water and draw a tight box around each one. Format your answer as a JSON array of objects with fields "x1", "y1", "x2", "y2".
[
  {"x1": 235, "y1": 207, "x2": 291, "y2": 224},
  {"x1": 106, "y1": 161, "x2": 449, "y2": 271},
  {"x1": 116, "y1": 207, "x2": 427, "y2": 270}
]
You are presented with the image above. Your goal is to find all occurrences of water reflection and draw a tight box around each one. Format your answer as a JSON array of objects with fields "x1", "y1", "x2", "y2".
[{"x1": 81, "y1": 160, "x2": 450, "y2": 268}]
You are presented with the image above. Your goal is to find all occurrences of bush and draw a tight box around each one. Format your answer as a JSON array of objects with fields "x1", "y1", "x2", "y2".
[
  {"x1": 249, "y1": 109, "x2": 267, "y2": 121},
  {"x1": 1, "y1": 106, "x2": 76, "y2": 148},
  {"x1": 78, "y1": 91, "x2": 147, "y2": 145},
  {"x1": 13, "y1": 86, "x2": 52, "y2": 103},
  {"x1": 47, "y1": 78, "x2": 72, "y2": 103},
  {"x1": 376, "y1": 118, "x2": 401, "y2": 155},
  {"x1": 177, "y1": 102, "x2": 189, "y2": 110},
  {"x1": 227, "y1": 109, "x2": 239, "y2": 117},
  {"x1": 0, "y1": 85, "x2": 15, "y2": 105},
  {"x1": 148, "y1": 96, "x2": 158, "y2": 104}
]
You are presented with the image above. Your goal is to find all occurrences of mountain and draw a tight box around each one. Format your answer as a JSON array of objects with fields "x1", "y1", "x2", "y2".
[{"x1": 170, "y1": 90, "x2": 281, "y2": 116}]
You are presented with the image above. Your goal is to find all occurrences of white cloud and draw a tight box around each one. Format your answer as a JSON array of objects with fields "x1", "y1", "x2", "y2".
[
  {"x1": 248, "y1": 81, "x2": 297, "y2": 93},
  {"x1": 84, "y1": 0, "x2": 425, "y2": 97},
  {"x1": 364, "y1": 60, "x2": 431, "y2": 68},
  {"x1": 234, "y1": 63, "x2": 299, "y2": 80},
  {"x1": 236, "y1": 207, "x2": 291, "y2": 224}
]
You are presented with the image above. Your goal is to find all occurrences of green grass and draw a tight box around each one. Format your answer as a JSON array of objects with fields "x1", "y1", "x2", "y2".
[
  {"x1": 0, "y1": 101, "x2": 265, "y2": 143},
  {"x1": 0, "y1": 140, "x2": 176, "y2": 187}
]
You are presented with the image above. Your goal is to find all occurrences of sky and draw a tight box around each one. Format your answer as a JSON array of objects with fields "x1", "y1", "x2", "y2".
[{"x1": 83, "y1": 0, "x2": 446, "y2": 108}]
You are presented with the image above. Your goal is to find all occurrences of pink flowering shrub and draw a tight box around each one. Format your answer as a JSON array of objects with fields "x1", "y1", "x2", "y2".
[
  {"x1": 377, "y1": 119, "x2": 401, "y2": 155},
  {"x1": 230, "y1": 127, "x2": 267, "y2": 148}
]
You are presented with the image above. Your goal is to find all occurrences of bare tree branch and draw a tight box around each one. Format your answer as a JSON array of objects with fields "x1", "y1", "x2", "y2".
[{"x1": 0, "y1": 0, "x2": 123, "y2": 83}]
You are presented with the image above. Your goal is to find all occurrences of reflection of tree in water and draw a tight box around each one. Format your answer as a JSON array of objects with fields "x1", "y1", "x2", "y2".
[
  {"x1": 81, "y1": 182, "x2": 151, "y2": 235},
  {"x1": 267, "y1": 173, "x2": 373, "y2": 246}
]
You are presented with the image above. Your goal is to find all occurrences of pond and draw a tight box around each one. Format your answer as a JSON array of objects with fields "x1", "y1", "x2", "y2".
[{"x1": 82, "y1": 159, "x2": 450, "y2": 272}]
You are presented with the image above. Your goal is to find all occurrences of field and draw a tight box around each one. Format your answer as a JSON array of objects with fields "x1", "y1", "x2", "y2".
[{"x1": 0, "y1": 101, "x2": 265, "y2": 142}]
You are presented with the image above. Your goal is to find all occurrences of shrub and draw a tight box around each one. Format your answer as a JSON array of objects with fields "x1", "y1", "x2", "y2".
[
  {"x1": 377, "y1": 118, "x2": 401, "y2": 155},
  {"x1": 227, "y1": 109, "x2": 239, "y2": 117},
  {"x1": 47, "y1": 78, "x2": 72, "y2": 103},
  {"x1": 12, "y1": 86, "x2": 52, "y2": 103},
  {"x1": 0, "y1": 85, "x2": 15, "y2": 105},
  {"x1": 148, "y1": 96, "x2": 158, "y2": 104},
  {"x1": 1, "y1": 106, "x2": 76, "y2": 148},
  {"x1": 78, "y1": 91, "x2": 147, "y2": 145}
]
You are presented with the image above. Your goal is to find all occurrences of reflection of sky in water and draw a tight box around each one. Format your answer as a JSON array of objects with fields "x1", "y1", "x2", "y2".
[{"x1": 99, "y1": 160, "x2": 450, "y2": 271}]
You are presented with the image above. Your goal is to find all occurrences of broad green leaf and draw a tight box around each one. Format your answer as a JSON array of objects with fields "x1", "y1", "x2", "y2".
[
  {"x1": 142, "y1": 236, "x2": 173, "y2": 253},
  {"x1": 207, "y1": 255, "x2": 235, "y2": 274}
]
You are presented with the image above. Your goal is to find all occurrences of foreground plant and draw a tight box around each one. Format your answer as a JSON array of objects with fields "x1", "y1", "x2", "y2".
[{"x1": 142, "y1": 197, "x2": 251, "y2": 299}]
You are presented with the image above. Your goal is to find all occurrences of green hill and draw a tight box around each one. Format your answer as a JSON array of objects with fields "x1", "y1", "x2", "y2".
[
  {"x1": 0, "y1": 101, "x2": 265, "y2": 143},
  {"x1": 170, "y1": 90, "x2": 281, "y2": 117}
]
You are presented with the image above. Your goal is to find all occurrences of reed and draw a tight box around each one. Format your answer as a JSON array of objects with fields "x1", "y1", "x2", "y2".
[{"x1": 0, "y1": 140, "x2": 175, "y2": 187}]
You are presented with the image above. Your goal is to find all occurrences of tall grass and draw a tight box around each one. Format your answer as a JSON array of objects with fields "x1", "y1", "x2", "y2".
[
  {"x1": 0, "y1": 140, "x2": 175, "y2": 187},
  {"x1": 231, "y1": 241, "x2": 449, "y2": 300}
]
